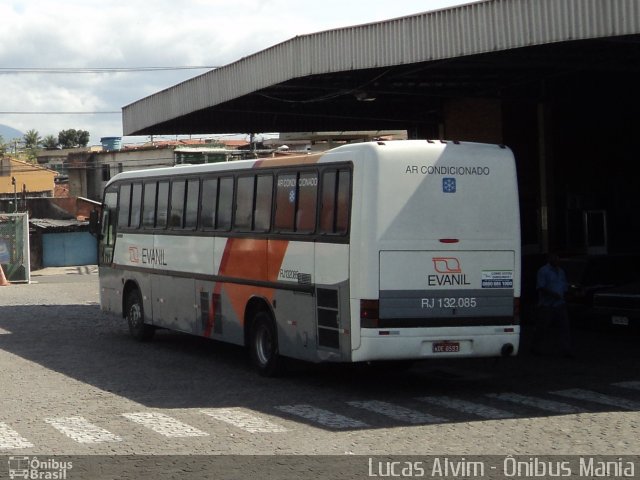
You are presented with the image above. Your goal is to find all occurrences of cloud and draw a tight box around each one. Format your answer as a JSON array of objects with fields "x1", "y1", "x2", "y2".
[{"x1": 0, "y1": 0, "x2": 463, "y2": 142}]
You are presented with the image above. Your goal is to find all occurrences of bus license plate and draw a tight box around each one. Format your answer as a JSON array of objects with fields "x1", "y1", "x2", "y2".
[
  {"x1": 433, "y1": 342, "x2": 460, "y2": 353},
  {"x1": 611, "y1": 316, "x2": 629, "y2": 326}
]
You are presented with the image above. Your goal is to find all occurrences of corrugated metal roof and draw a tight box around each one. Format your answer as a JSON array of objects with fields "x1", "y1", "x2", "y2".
[
  {"x1": 30, "y1": 218, "x2": 89, "y2": 232},
  {"x1": 123, "y1": 0, "x2": 640, "y2": 135}
]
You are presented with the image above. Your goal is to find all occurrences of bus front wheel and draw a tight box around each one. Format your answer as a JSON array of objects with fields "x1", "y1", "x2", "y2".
[
  {"x1": 249, "y1": 312, "x2": 282, "y2": 376},
  {"x1": 125, "y1": 289, "x2": 155, "y2": 341}
]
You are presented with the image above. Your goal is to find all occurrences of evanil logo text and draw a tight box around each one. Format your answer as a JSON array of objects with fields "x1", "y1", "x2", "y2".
[{"x1": 428, "y1": 257, "x2": 471, "y2": 287}]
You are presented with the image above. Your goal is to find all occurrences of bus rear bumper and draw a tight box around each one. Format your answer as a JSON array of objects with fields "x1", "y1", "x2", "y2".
[{"x1": 352, "y1": 327, "x2": 520, "y2": 362}]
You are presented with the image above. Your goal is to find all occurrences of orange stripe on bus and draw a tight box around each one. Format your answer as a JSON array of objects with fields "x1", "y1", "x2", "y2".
[{"x1": 205, "y1": 239, "x2": 290, "y2": 336}]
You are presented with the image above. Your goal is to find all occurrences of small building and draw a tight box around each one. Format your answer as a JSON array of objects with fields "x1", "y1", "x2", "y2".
[
  {"x1": 0, "y1": 157, "x2": 57, "y2": 207},
  {"x1": 67, "y1": 146, "x2": 177, "y2": 202},
  {"x1": 29, "y1": 218, "x2": 97, "y2": 269},
  {"x1": 36, "y1": 146, "x2": 100, "y2": 179},
  {"x1": 174, "y1": 147, "x2": 253, "y2": 164}
]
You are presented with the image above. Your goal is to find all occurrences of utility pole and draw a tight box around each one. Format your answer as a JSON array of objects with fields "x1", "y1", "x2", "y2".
[{"x1": 11, "y1": 176, "x2": 17, "y2": 212}]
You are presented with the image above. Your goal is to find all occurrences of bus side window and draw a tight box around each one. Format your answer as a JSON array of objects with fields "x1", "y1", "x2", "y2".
[
  {"x1": 217, "y1": 177, "x2": 233, "y2": 230},
  {"x1": 254, "y1": 174, "x2": 273, "y2": 232},
  {"x1": 319, "y1": 169, "x2": 351, "y2": 235},
  {"x1": 184, "y1": 179, "x2": 200, "y2": 230},
  {"x1": 142, "y1": 182, "x2": 157, "y2": 228},
  {"x1": 319, "y1": 171, "x2": 336, "y2": 233},
  {"x1": 156, "y1": 181, "x2": 169, "y2": 228},
  {"x1": 275, "y1": 173, "x2": 296, "y2": 232},
  {"x1": 335, "y1": 169, "x2": 351, "y2": 234},
  {"x1": 170, "y1": 180, "x2": 186, "y2": 228},
  {"x1": 130, "y1": 183, "x2": 143, "y2": 229},
  {"x1": 235, "y1": 176, "x2": 254, "y2": 231},
  {"x1": 201, "y1": 178, "x2": 218, "y2": 229},
  {"x1": 117, "y1": 183, "x2": 131, "y2": 228},
  {"x1": 235, "y1": 174, "x2": 272, "y2": 232},
  {"x1": 296, "y1": 171, "x2": 318, "y2": 233}
]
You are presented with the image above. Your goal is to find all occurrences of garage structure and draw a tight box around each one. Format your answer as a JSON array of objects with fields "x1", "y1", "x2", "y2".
[{"x1": 122, "y1": 0, "x2": 640, "y2": 262}]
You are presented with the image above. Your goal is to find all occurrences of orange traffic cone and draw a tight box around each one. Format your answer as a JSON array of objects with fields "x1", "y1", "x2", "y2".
[{"x1": 0, "y1": 264, "x2": 9, "y2": 286}]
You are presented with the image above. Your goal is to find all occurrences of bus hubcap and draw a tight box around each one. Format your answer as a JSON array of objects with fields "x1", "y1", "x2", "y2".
[
  {"x1": 256, "y1": 325, "x2": 272, "y2": 366},
  {"x1": 129, "y1": 304, "x2": 141, "y2": 326}
]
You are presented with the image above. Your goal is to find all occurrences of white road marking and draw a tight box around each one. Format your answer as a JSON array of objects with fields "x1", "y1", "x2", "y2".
[
  {"x1": 201, "y1": 408, "x2": 288, "y2": 433},
  {"x1": 122, "y1": 412, "x2": 209, "y2": 438},
  {"x1": 347, "y1": 400, "x2": 446, "y2": 424},
  {"x1": 613, "y1": 381, "x2": 640, "y2": 391},
  {"x1": 275, "y1": 404, "x2": 369, "y2": 429},
  {"x1": 0, "y1": 328, "x2": 11, "y2": 335},
  {"x1": 551, "y1": 389, "x2": 640, "y2": 411},
  {"x1": 45, "y1": 416, "x2": 122, "y2": 444},
  {"x1": 486, "y1": 392, "x2": 582, "y2": 414},
  {"x1": 0, "y1": 422, "x2": 34, "y2": 449},
  {"x1": 416, "y1": 396, "x2": 515, "y2": 419}
]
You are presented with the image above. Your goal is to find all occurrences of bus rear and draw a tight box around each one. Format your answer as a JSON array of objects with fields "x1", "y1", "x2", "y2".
[{"x1": 344, "y1": 140, "x2": 521, "y2": 361}]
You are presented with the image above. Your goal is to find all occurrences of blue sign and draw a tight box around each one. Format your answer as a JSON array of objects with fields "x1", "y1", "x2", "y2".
[
  {"x1": 443, "y1": 177, "x2": 456, "y2": 193},
  {"x1": 0, "y1": 239, "x2": 10, "y2": 263}
]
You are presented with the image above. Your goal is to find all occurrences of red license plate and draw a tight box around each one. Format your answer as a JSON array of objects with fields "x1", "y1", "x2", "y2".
[{"x1": 433, "y1": 341, "x2": 460, "y2": 353}]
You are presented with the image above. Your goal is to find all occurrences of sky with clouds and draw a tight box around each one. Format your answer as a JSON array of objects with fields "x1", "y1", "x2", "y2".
[{"x1": 0, "y1": 0, "x2": 469, "y2": 145}]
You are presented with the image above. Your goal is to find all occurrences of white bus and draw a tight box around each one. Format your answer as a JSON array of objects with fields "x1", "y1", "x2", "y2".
[{"x1": 96, "y1": 140, "x2": 521, "y2": 375}]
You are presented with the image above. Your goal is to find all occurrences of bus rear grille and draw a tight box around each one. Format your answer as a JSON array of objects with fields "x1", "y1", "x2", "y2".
[{"x1": 317, "y1": 288, "x2": 340, "y2": 349}]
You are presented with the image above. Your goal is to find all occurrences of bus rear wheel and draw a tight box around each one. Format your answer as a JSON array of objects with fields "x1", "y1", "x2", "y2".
[
  {"x1": 125, "y1": 289, "x2": 155, "y2": 341},
  {"x1": 249, "y1": 312, "x2": 282, "y2": 376}
]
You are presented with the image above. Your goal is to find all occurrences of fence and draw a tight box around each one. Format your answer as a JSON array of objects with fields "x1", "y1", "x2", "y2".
[{"x1": 0, "y1": 213, "x2": 30, "y2": 283}]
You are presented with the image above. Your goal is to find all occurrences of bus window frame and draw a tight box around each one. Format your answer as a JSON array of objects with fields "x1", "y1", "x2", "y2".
[
  {"x1": 318, "y1": 166, "x2": 352, "y2": 236},
  {"x1": 184, "y1": 178, "x2": 201, "y2": 231},
  {"x1": 103, "y1": 161, "x2": 351, "y2": 242},
  {"x1": 274, "y1": 168, "x2": 320, "y2": 235},
  {"x1": 142, "y1": 180, "x2": 158, "y2": 230}
]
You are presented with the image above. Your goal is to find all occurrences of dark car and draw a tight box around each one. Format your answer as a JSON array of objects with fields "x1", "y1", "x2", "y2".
[
  {"x1": 592, "y1": 282, "x2": 640, "y2": 332},
  {"x1": 559, "y1": 255, "x2": 640, "y2": 328}
]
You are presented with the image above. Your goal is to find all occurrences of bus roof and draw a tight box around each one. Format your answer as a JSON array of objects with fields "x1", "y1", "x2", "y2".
[
  {"x1": 104, "y1": 140, "x2": 508, "y2": 188},
  {"x1": 105, "y1": 152, "x2": 324, "y2": 187}
]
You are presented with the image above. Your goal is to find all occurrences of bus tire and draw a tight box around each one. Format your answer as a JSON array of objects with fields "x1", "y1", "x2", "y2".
[
  {"x1": 125, "y1": 289, "x2": 155, "y2": 341},
  {"x1": 249, "y1": 312, "x2": 282, "y2": 376}
]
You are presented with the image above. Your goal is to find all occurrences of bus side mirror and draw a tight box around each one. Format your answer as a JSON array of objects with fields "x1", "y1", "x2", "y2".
[{"x1": 89, "y1": 209, "x2": 101, "y2": 238}]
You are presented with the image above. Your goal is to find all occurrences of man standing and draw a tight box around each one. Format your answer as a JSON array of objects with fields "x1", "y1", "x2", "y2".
[{"x1": 532, "y1": 253, "x2": 573, "y2": 358}]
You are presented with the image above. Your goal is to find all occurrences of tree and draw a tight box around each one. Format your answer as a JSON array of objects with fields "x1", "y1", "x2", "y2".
[
  {"x1": 58, "y1": 129, "x2": 90, "y2": 148},
  {"x1": 21, "y1": 129, "x2": 42, "y2": 162},
  {"x1": 42, "y1": 135, "x2": 59, "y2": 150},
  {"x1": 23, "y1": 129, "x2": 41, "y2": 149}
]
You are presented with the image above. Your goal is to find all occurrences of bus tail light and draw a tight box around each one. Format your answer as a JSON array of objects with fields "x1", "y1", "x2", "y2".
[
  {"x1": 360, "y1": 299, "x2": 379, "y2": 328},
  {"x1": 513, "y1": 297, "x2": 520, "y2": 325}
]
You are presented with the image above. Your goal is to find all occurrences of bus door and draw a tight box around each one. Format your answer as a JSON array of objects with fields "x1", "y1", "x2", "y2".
[{"x1": 98, "y1": 189, "x2": 118, "y2": 313}]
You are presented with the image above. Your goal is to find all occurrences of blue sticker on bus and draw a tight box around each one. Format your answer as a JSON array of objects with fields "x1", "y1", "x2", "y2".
[
  {"x1": 481, "y1": 270, "x2": 514, "y2": 289},
  {"x1": 482, "y1": 279, "x2": 514, "y2": 288},
  {"x1": 443, "y1": 177, "x2": 456, "y2": 193}
]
